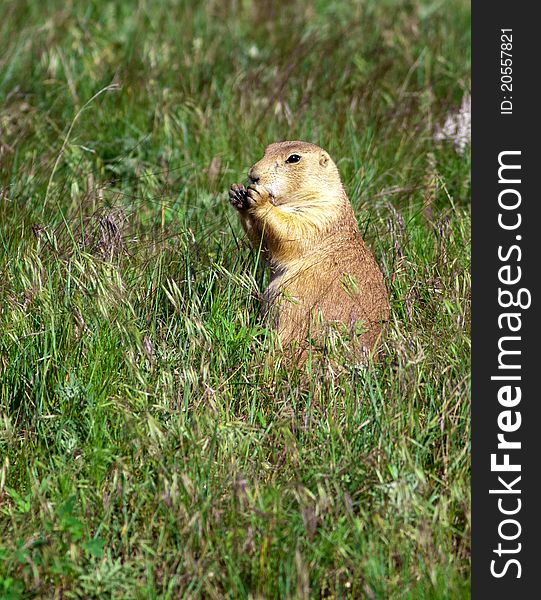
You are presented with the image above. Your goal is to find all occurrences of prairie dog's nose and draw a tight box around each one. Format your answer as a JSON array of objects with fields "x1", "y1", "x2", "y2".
[{"x1": 248, "y1": 168, "x2": 260, "y2": 184}]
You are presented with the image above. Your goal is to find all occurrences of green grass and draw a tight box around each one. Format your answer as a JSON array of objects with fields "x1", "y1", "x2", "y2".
[{"x1": 0, "y1": 0, "x2": 470, "y2": 597}]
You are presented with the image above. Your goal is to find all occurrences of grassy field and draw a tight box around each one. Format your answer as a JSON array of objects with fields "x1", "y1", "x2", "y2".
[{"x1": 0, "y1": 0, "x2": 471, "y2": 597}]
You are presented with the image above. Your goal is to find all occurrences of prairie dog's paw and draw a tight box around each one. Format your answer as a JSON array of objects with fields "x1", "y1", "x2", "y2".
[
  {"x1": 229, "y1": 183, "x2": 249, "y2": 210},
  {"x1": 247, "y1": 184, "x2": 274, "y2": 208}
]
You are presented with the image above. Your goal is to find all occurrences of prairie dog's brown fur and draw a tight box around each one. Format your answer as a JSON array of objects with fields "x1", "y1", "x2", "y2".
[{"x1": 229, "y1": 141, "x2": 389, "y2": 357}]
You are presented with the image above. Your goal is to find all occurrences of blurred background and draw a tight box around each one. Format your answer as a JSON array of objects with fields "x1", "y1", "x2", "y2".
[{"x1": 1, "y1": 0, "x2": 470, "y2": 225}]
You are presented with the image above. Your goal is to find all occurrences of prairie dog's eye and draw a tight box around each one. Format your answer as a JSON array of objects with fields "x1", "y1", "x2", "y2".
[{"x1": 285, "y1": 154, "x2": 301, "y2": 164}]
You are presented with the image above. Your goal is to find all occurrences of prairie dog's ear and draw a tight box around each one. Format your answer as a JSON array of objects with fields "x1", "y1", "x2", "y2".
[{"x1": 319, "y1": 152, "x2": 330, "y2": 167}]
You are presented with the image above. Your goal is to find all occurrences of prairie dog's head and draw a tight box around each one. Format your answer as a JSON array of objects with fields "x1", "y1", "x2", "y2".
[{"x1": 248, "y1": 141, "x2": 345, "y2": 205}]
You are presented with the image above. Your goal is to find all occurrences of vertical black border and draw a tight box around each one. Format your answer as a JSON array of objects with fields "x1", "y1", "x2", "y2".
[{"x1": 472, "y1": 1, "x2": 540, "y2": 596}]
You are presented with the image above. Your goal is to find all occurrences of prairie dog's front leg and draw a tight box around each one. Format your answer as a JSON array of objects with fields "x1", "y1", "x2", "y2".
[
  {"x1": 229, "y1": 183, "x2": 264, "y2": 250},
  {"x1": 230, "y1": 183, "x2": 306, "y2": 262},
  {"x1": 246, "y1": 185, "x2": 314, "y2": 261}
]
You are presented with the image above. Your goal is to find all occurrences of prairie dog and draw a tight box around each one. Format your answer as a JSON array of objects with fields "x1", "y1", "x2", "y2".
[{"x1": 229, "y1": 141, "x2": 389, "y2": 357}]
